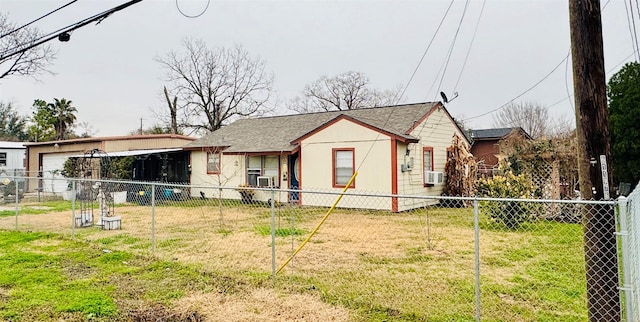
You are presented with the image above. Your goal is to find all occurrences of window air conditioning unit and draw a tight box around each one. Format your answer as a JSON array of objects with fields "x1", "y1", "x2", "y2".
[
  {"x1": 425, "y1": 171, "x2": 444, "y2": 185},
  {"x1": 257, "y1": 176, "x2": 274, "y2": 187}
]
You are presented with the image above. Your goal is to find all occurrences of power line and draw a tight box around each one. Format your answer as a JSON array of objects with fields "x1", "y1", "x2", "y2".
[
  {"x1": 0, "y1": 0, "x2": 143, "y2": 61},
  {"x1": 457, "y1": 0, "x2": 620, "y2": 125},
  {"x1": 431, "y1": 0, "x2": 471, "y2": 101},
  {"x1": 535, "y1": 48, "x2": 640, "y2": 112},
  {"x1": 564, "y1": 48, "x2": 574, "y2": 111},
  {"x1": 463, "y1": 52, "x2": 569, "y2": 122},
  {"x1": 397, "y1": 0, "x2": 456, "y2": 102},
  {"x1": 624, "y1": 0, "x2": 640, "y2": 61},
  {"x1": 453, "y1": 0, "x2": 486, "y2": 91},
  {"x1": 606, "y1": 48, "x2": 639, "y2": 74},
  {"x1": 0, "y1": 0, "x2": 79, "y2": 39},
  {"x1": 636, "y1": 0, "x2": 640, "y2": 60}
]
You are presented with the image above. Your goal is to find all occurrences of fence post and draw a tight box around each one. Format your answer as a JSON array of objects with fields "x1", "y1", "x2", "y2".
[
  {"x1": 617, "y1": 196, "x2": 634, "y2": 320},
  {"x1": 270, "y1": 188, "x2": 276, "y2": 278},
  {"x1": 71, "y1": 180, "x2": 76, "y2": 238},
  {"x1": 474, "y1": 197, "x2": 481, "y2": 322},
  {"x1": 151, "y1": 183, "x2": 156, "y2": 254},
  {"x1": 14, "y1": 176, "x2": 18, "y2": 230}
]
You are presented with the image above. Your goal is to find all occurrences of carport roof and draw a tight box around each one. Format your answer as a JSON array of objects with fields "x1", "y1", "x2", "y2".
[{"x1": 70, "y1": 148, "x2": 182, "y2": 158}]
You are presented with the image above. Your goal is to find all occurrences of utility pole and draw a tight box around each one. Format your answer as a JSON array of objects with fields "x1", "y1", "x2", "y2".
[{"x1": 569, "y1": 0, "x2": 620, "y2": 321}]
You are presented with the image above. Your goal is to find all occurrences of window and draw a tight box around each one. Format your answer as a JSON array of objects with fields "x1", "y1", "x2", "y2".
[
  {"x1": 423, "y1": 147, "x2": 434, "y2": 186},
  {"x1": 0, "y1": 153, "x2": 6, "y2": 166},
  {"x1": 333, "y1": 148, "x2": 355, "y2": 188},
  {"x1": 207, "y1": 152, "x2": 220, "y2": 174},
  {"x1": 247, "y1": 155, "x2": 279, "y2": 186}
]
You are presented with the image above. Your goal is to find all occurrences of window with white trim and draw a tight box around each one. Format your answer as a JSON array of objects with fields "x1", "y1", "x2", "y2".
[
  {"x1": 423, "y1": 147, "x2": 434, "y2": 186},
  {"x1": 333, "y1": 148, "x2": 354, "y2": 188}
]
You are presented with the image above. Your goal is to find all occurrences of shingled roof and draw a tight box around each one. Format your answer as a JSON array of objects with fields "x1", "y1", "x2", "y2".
[
  {"x1": 470, "y1": 127, "x2": 532, "y2": 141},
  {"x1": 185, "y1": 102, "x2": 441, "y2": 153}
]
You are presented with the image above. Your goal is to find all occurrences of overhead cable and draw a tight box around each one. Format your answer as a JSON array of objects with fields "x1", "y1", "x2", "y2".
[
  {"x1": 397, "y1": 0, "x2": 456, "y2": 102},
  {"x1": 463, "y1": 53, "x2": 569, "y2": 122},
  {"x1": 431, "y1": 0, "x2": 471, "y2": 101},
  {"x1": 0, "y1": 0, "x2": 143, "y2": 61},
  {"x1": 453, "y1": 0, "x2": 486, "y2": 91},
  {"x1": 0, "y1": 0, "x2": 79, "y2": 39}
]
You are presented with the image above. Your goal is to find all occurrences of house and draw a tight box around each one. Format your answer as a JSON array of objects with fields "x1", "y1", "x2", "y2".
[
  {"x1": 0, "y1": 141, "x2": 26, "y2": 174},
  {"x1": 24, "y1": 134, "x2": 195, "y2": 193},
  {"x1": 469, "y1": 127, "x2": 532, "y2": 176},
  {"x1": 184, "y1": 102, "x2": 471, "y2": 212}
]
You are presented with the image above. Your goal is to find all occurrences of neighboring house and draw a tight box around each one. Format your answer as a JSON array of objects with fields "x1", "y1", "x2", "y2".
[
  {"x1": 24, "y1": 134, "x2": 195, "y2": 193},
  {"x1": 184, "y1": 102, "x2": 470, "y2": 212},
  {"x1": 470, "y1": 127, "x2": 532, "y2": 176},
  {"x1": 0, "y1": 141, "x2": 26, "y2": 174}
]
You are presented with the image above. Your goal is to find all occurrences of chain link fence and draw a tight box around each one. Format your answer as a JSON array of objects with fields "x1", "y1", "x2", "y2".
[
  {"x1": 0, "y1": 176, "x2": 629, "y2": 320},
  {"x1": 618, "y1": 182, "x2": 640, "y2": 322}
]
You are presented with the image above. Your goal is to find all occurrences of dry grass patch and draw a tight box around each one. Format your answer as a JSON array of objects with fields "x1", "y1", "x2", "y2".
[{"x1": 173, "y1": 288, "x2": 350, "y2": 321}]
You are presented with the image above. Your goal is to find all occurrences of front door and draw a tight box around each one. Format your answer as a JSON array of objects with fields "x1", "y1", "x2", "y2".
[{"x1": 288, "y1": 153, "x2": 300, "y2": 202}]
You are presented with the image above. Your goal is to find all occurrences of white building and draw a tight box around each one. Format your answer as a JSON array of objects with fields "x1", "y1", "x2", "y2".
[{"x1": 0, "y1": 141, "x2": 25, "y2": 174}]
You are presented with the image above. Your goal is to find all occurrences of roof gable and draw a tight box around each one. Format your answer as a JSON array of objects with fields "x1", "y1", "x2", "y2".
[{"x1": 292, "y1": 114, "x2": 421, "y2": 144}]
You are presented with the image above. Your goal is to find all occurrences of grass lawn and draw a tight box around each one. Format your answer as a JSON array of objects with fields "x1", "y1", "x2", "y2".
[
  {"x1": 0, "y1": 201, "x2": 589, "y2": 321},
  {"x1": 0, "y1": 230, "x2": 349, "y2": 321}
]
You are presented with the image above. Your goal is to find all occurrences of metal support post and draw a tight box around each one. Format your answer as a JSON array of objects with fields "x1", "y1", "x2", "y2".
[{"x1": 474, "y1": 197, "x2": 481, "y2": 322}]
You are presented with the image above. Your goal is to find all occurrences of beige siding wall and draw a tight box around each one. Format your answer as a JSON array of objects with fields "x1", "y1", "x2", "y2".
[
  {"x1": 189, "y1": 151, "x2": 243, "y2": 200},
  {"x1": 189, "y1": 151, "x2": 289, "y2": 203},
  {"x1": 397, "y1": 107, "x2": 467, "y2": 211},
  {"x1": 25, "y1": 142, "x2": 100, "y2": 192},
  {"x1": 300, "y1": 119, "x2": 392, "y2": 210}
]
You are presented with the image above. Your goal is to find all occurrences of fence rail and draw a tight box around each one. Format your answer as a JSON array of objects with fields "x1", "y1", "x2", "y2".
[{"x1": 0, "y1": 176, "x2": 632, "y2": 321}]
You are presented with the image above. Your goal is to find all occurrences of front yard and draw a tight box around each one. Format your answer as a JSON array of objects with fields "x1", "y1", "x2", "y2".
[{"x1": 0, "y1": 199, "x2": 588, "y2": 321}]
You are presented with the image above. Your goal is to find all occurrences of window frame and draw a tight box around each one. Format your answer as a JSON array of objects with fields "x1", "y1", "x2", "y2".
[
  {"x1": 206, "y1": 152, "x2": 221, "y2": 174},
  {"x1": 0, "y1": 152, "x2": 6, "y2": 167},
  {"x1": 246, "y1": 155, "x2": 280, "y2": 187},
  {"x1": 332, "y1": 148, "x2": 355, "y2": 188},
  {"x1": 422, "y1": 147, "x2": 434, "y2": 187}
]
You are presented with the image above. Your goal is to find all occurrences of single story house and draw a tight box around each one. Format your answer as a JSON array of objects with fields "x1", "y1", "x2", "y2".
[
  {"x1": 24, "y1": 134, "x2": 195, "y2": 193},
  {"x1": 470, "y1": 127, "x2": 532, "y2": 176},
  {"x1": 184, "y1": 102, "x2": 471, "y2": 212}
]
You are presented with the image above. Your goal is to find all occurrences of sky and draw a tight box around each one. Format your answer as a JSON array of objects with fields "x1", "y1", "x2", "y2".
[{"x1": 0, "y1": 0, "x2": 637, "y2": 137}]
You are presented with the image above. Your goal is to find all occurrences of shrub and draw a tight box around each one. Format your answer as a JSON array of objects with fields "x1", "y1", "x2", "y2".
[{"x1": 477, "y1": 170, "x2": 541, "y2": 228}]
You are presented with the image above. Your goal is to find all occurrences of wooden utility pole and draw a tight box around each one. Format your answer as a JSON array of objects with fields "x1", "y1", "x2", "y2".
[{"x1": 569, "y1": 0, "x2": 620, "y2": 321}]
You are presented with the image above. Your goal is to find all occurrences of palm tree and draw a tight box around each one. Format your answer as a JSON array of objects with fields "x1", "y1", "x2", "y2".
[{"x1": 48, "y1": 98, "x2": 77, "y2": 140}]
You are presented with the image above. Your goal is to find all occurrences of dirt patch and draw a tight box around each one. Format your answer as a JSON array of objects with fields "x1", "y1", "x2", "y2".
[
  {"x1": 173, "y1": 288, "x2": 349, "y2": 322},
  {"x1": 128, "y1": 303, "x2": 203, "y2": 322}
]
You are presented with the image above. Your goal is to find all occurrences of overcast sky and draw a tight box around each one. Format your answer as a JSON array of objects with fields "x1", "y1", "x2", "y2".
[{"x1": 0, "y1": 0, "x2": 636, "y2": 137}]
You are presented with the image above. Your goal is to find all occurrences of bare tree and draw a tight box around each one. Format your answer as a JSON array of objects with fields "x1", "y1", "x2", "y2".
[
  {"x1": 288, "y1": 71, "x2": 402, "y2": 113},
  {"x1": 156, "y1": 39, "x2": 274, "y2": 134},
  {"x1": 73, "y1": 121, "x2": 96, "y2": 138},
  {"x1": 492, "y1": 102, "x2": 572, "y2": 139},
  {"x1": 0, "y1": 12, "x2": 56, "y2": 79},
  {"x1": 163, "y1": 86, "x2": 179, "y2": 134}
]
